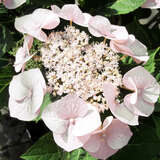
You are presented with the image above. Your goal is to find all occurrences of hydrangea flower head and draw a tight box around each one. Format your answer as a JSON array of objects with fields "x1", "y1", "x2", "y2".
[
  {"x1": 10, "y1": 3, "x2": 160, "y2": 159},
  {"x1": 41, "y1": 25, "x2": 122, "y2": 112}
]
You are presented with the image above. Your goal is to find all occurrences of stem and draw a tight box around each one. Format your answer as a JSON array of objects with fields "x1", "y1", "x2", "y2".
[
  {"x1": 120, "y1": 55, "x2": 127, "y2": 61},
  {"x1": 103, "y1": 38, "x2": 106, "y2": 44},
  {"x1": 70, "y1": 20, "x2": 72, "y2": 26}
]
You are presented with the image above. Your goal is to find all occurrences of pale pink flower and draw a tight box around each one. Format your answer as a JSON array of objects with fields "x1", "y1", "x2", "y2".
[
  {"x1": 51, "y1": 4, "x2": 91, "y2": 27},
  {"x1": 103, "y1": 66, "x2": 160, "y2": 125},
  {"x1": 123, "y1": 66, "x2": 160, "y2": 117},
  {"x1": 1, "y1": 0, "x2": 26, "y2": 9},
  {"x1": 103, "y1": 83, "x2": 139, "y2": 126},
  {"x1": 83, "y1": 116, "x2": 132, "y2": 160},
  {"x1": 110, "y1": 34, "x2": 149, "y2": 63},
  {"x1": 9, "y1": 69, "x2": 46, "y2": 121},
  {"x1": 142, "y1": 0, "x2": 160, "y2": 9},
  {"x1": 42, "y1": 94, "x2": 101, "y2": 152},
  {"x1": 14, "y1": 35, "x2": 34, "y2": 72},
  {"x1": 15, "y1": 8, "x2": 60, "y2": 42}
]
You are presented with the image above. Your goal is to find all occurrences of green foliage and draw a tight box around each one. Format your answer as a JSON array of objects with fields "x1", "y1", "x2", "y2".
[
  {"x1": 110, "y1": 122, "x2": 160, "y2": 160},
  {"x1": 21, "y1": 133, "x2": 61, "y2": 160},
  {"x1": 69, "y1": 149, "x2": 97, "y2": 160},
  {"x1": 144, "y1": 47, "x2": 160, "y2": 73},
  {"x1": 0, "y1": 63, "x2": 15, "y2": 108},
  {"x1": 21, "y1": 132, "x2": 97, "y2": 160},
  {"x1": 153, "y1": 116, "x2": 160, "y2": 140},
  {"x1": 35, "y1": 93, "x2": 52, "y2": 122},
  {"x1": 0, "y1": 25, "x2": 16, "y2": 57},
  {"x1": 105, "y1": 0, "x2": 146, "y2": 15}
]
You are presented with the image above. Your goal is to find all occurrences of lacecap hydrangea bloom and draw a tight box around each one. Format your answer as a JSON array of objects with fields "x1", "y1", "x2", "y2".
[{"x1": 8, "y1": 3, "x2": 160, "y2": 160}]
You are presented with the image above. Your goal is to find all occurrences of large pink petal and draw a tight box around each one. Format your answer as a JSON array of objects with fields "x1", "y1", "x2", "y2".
[
  {"x1": 110, "y1": 35, "x2": 149, "y2": 63},
  {"x1": 106, "y1": 119, "x2": 132, "y2": 150},
  {"x1": 31, "y1": 82, "x2": 45, "y2": 113},
  {"x1": 83, "y1": 134, "x2": 101, "y2": 153},
  {"x1": 143, "y1": 81, "x2": 160, "y2": 103},
  {"x1": 103, "y1": 83, "x2": 139, "y2": 125},
  {"x1": 123, "y1": 66, "x2": 156, "y2": 89},
  {"x1": 4, "y1": 0, "x2": 26, "y2": 9},
  {"x1": 28, "y1": 29, "x2": 48, "y2": 42},
  {"x1": 14, "y1": 35, "x2": 34, "y2": 72},
  {"x1": 110, "y1": 40, "x2": 132, "y2": 56},
  {"x1": 72, "y1": 104, "x2": 101, "y2": 136},
  {"x1": 15, "y1": 15, "x2": 48, "y2": 42},
  {"x1": 53, "y1": 94, "x2": 88, "y2": 120},
  {"x1": 32, "y1": 8, "x2": 60, "y2": 29},
  {"x1": 53, "y1": 124, "x2": 88, "y2": 152},
  {"x1": 84, "y1": 134, "x2": 118, "y2": 160},
  {"x1": 88, "y1": 15, "x2": 112, "y2": 38},
  {"x1": 9, "y1": 98, "x2": 38, "y2": 121},
  {"x1": 76, "y1": 13, "x2": 92, "y2": 27},
  {"x1": 42, "y1": 103, "x2": 68, "y2": 134},
  {"x1": 60, "y1": 4, "x2": 85, "y2": 25},
  {"x1": 9, "y1": 72, "x2": 29, "y2": 101},
  {"x1": 110, "y1": 25, "x2": 129, "y2": 43},
  {"x1": 93, "y1": 116, "x2": 113, "y2": 135},
  {"x1": 51, "y1": 5, "x2": 61, "y2": 14},
  {"x1": 22, "y1": 69, "x2": 46, "y2": 89},
  {"x1": 23, "y1": 35, "x2": 33, "y2": 51},
  {"x1": 14, "y1": 47, "x2": 26, "y2": 72},
  {"x1": 124, "y1": 95, "x2": 154, "y2": 117},
  {"x1": 9, "y1": 69, "x2": 46, "y2": 121},
  {"x1": 15, "y1": 9, "x2": 59, "y2": 42},
  {"x1": 15, "y1": 14, "x2": 34, "y2": 35}
]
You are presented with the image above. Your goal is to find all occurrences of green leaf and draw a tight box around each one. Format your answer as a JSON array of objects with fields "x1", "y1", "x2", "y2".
[
  {"x1": 35, "y1": 93, "x2": 52, "y2": 122},
  {"x1": 0, "y1": 63, "x2": 15, "y2": 108},
  {"x1": 0, "y1": 25, "x2": 15, "y2": 56},
  {"x1": 105, "y1": 0, "x2": 146, "y2": 15},
  {"x1": 0, "y1": 86, "x2": 9, "y2": 109},
  {"x1": 144, "y1": 47, "x2": 160, "y2": 73},
  {"x1": 21, "y1": 133, "x2": 61, "y2": 160},
  {"x1": 69, "y1": 149, "x2": 97, "y2": 160},
  {"x1": 153, "y1": 116, "x2": 160, "y2": 140},
  {"x1": 0, "y1": 6, "x2": 8, "y2": 14},
  {"x1": 0, "y1": 64, "x2": 15, "y2": 93},
  {"x1": 110, "y1": 124, "x2": 160, "y2": 160},
  {"x1": 110, "y1": 143, "x2": 160, "y2": 160},
  {"x1": 155, "y1": 97, "x2": 160, "y2": 112}
]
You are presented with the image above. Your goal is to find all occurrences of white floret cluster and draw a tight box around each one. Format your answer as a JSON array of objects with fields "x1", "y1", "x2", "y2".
[{"x1": 41, "y1": 26, "x2": 122, "y2": 111}]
